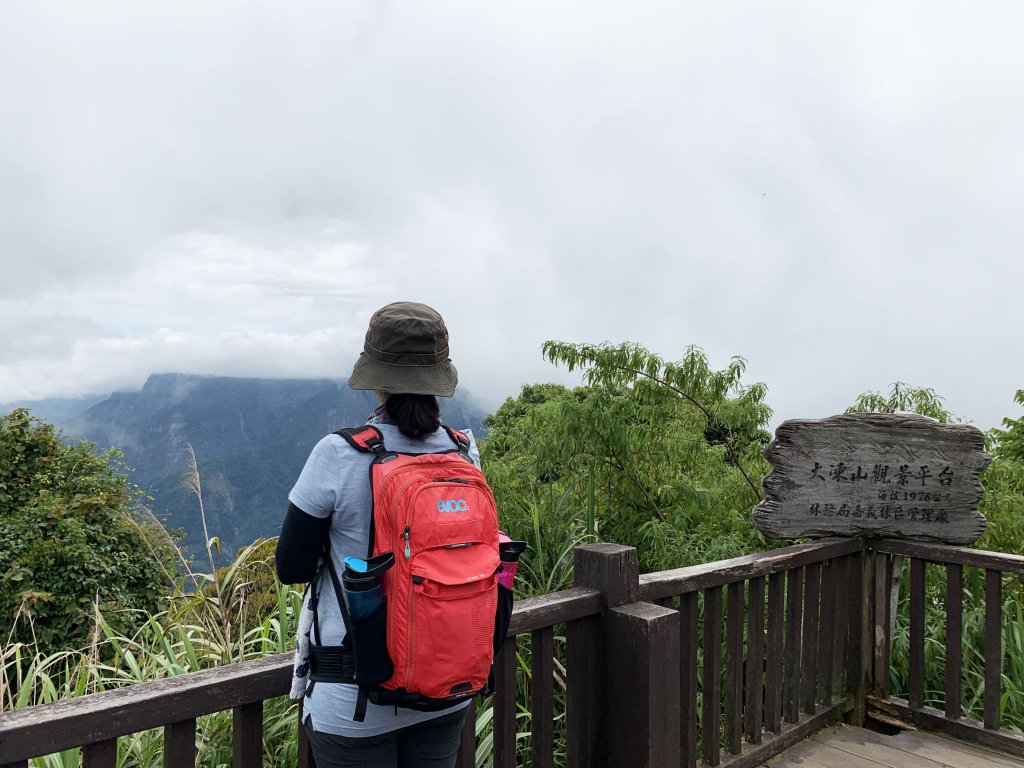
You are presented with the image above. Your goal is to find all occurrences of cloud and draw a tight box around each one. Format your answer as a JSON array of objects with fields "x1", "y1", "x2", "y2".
[{"x1": 1, "y1": 1, "x2": 1022, "y2": 430}]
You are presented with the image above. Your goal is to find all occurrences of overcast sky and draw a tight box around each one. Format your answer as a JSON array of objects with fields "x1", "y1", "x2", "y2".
[{"x1": 1, "y1": 1, "x2": 1021, "y2": 431}]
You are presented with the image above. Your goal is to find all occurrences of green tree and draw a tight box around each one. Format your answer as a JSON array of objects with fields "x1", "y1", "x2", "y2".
[
  {"x1": 978, "y1": 390, "x2": 1024, "y2": 556},
  {"x1": 846, "y1": 381, "x2": 956, "y2": 422},
  {"x1": 481, "y1": 343, "x2": 773, "y2": 575},
  {"x1": 0, "y1": 409, "x2": 179, "y2": 654},
  {"x1": 846, "y1": 384, "x2": 1024, "y2": 557}
]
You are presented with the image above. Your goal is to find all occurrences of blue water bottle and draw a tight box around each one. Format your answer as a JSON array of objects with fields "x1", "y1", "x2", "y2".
[{"x1": 342, "y1": 552, "x2": 394, "y2": 619}]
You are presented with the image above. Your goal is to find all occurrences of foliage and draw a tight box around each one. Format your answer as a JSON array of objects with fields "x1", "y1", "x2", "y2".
[
  {"x1": 481, "y1": 343, "x2": 772, "y2": 575},
  {"x1": 977, "y1": 390, "x2": 1024, "y2": 558},
  {"x1": 887, "y1": 561, "x2": 1024, "y2": 731},
  {"x1": 991, "y1": 389, "x2": 1024, "y2": 462},
  {"x1": 0, "y1": 542, "x2": 303, "y2": 767},
  {"x1": 846, "y1": 381, "x2": 957, "y2": 423},
  {"x1": 850, "y1": 385, "x2": 1024, "y2": 726},
  {"x1": 0, "y1": 409, "x2": 179, "y2": 654}
]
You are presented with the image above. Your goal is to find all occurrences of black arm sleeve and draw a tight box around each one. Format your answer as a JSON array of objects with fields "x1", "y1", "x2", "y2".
[{"x1": 275, "y1": 502, "x2": 330, "y2": 584}]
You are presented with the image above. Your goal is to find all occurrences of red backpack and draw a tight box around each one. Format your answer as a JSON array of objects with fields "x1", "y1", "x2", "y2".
[{"x1": 313, "y1": 425, "x2": 502, "y2": 720}]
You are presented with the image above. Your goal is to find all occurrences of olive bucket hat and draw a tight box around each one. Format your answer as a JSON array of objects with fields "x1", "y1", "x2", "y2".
[{"x1": 347, "y1": 302, "x2": 458, "y2": 397}]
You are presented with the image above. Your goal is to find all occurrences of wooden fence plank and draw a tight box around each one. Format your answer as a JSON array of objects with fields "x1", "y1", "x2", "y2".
[
  {"x1": 744, "y1": 575, "x2": 765, "y2": 745},
  {"x1": 801, "y1": 562, "x2": 821, "y2": 715},
  {"x1": 832, "y1": 555, "x2": 849, "y2": 697},
  {"x1": 985, "y1": 569, "x2": 1003, "y2": 730},
  {"x1": 457, "y1": 703, "x2": 475, "y2": 768},
  {"x1": 945, "y1": 563, "x2": 963, "y2": 720},
  {"x1": 298, "y1": 705, "x2": 315, "y2": 768},
  {"x1": 817, "y1": 558, "x2": 836, "y2": 705},
  {"x1": 82, "y1": 739, "x2": 116, "y2": 768},
  {"x1": 725, "y1": 581, "x2": 744, "y2": 755},
  {"x1": 566, "y1": 612, "x2": 603, "y2": 768},
  {"x1": 846, "y1": 549, "x2": 871, "y2": 726},
  {"x1": 493, "y1": 639, "x2": 518, "y2": 768},
  {"x1": 884, "y1": 554, "x2": 895, "y2": 700},
  {"x1": 909, "y1": 558, "x2": 926, "y2": 710},
  {"x1": 232, "y1": 701, "x2": 262, "y2": 767},
  {"x1": 702, "y1": 586, "x2": 723, "y2": 767},
  {"x1": 872, "y1": 552, "x2": 891, "y2": 698},
  {"x1": 164, "y1": 719, "x2": 196, "y2": 768},
  {"x1": 679, "y1": 591, "x2": 699, "y2": 768},
  {"x1": 765, "y1": 571, "x2": 784, "y2": 734},
  {"x1": 531, "y1": 627, "x2": 555, "y2": 768},
  {"x1": 783, "y1": 566, "x2": 803, "y2": 724}
]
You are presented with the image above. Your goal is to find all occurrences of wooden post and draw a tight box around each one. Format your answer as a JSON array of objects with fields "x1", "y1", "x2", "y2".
[
  {"x1": 568, "y1": 544, "x2": 640, "y2": 768},
  {"x1": 606, "y1": 602, "x2": 681, "y2": 768}
]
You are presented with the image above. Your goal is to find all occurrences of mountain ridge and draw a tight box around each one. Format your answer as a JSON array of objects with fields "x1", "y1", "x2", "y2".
[{"x1": 15, "y1": 373, "x2": 489, "y2": 558}]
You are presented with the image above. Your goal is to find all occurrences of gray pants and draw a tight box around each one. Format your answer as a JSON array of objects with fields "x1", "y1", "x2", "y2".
[{"x1": 304, "y1": 708, "x2": 468, "y2": 768}]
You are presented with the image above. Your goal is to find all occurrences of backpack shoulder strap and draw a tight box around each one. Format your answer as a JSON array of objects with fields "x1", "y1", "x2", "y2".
[
  {"x1": 442, "y1": 425, "x2": 473, "y2": 457},
  {"x1": 335, "y1": 426, "x2": 389, "y2": 459}
]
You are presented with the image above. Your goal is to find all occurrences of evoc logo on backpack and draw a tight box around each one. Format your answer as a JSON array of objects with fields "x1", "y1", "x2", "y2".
[{"x1": 437, "y1": 498, "x2": 469, "y2": 513}]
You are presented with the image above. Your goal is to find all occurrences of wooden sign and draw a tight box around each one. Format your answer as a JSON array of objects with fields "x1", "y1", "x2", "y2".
[{"x1": 753, "y1": 413, "x2": 990, "y2": 544}]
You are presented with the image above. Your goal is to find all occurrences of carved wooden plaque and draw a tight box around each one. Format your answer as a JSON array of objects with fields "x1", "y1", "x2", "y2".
[{"x1": 753, "y1": 413, "x2": 990, "y2": 544}]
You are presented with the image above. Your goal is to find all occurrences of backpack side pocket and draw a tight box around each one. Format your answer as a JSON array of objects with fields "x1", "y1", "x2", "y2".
[
  {"x1": 493, "y1": 583, "x2": 514, "y2": 653},
  {"x1": 348, "y1": 599, "x2": 393, "y2": 685}
]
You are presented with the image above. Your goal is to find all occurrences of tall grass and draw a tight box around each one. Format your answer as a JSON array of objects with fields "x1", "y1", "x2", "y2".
[
  {"x1": 1, "y1": 441, "x2": 305, "y2": 767},
  {"x1": 887, "y1": 561, "x2": 1024, "y2": 731}
]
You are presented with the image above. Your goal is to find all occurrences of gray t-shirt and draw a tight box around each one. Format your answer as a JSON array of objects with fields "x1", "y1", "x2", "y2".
[{"x1": 288, "y1": 424, "x2": 478, "y2": 737}]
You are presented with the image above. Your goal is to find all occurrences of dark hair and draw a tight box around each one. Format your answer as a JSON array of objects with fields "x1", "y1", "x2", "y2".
[{"x1": 384, "y1": 394, "x2": 442, "y2": 439}]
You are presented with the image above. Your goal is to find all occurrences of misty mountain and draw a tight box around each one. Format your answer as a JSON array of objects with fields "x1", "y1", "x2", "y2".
[
  {"x1": 0, "y1": 394, "x2": 108, "y2": 424},
  {"x1": 38, "y1": 374, "x2": 488, "y2": 558}
]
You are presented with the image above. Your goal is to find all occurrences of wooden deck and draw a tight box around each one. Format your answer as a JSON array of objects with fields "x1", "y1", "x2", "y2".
[{"x1": 765, "y1": 724, "x2": 1024, "y2": 768}]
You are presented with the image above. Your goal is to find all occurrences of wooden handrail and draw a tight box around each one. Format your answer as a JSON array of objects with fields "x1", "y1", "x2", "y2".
[
  {"x1": 870, "y1": 538, "x2": 1024, "y2": 573},
  {"x1": 638, "y1": 537, "x2": 862, "y2": 601},
  {"x1": 0, "y1": 652, "x2": 291, "y2": 761}
]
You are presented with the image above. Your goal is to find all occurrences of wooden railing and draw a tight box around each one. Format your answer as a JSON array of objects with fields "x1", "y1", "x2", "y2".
[
  {"x1": 638, "y1": 537, "x2": 863, "y2": 767},
  {"x1": 866, "y1": 539, "x2": 1024, "y2": 759},
  {"x1": 0, "y1": 584, "x2": 604, "y2": 768},
  {"x1": 4, "y1": 537, "x2": 1021, "y2": 767}
]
